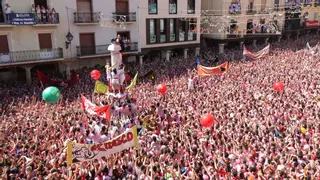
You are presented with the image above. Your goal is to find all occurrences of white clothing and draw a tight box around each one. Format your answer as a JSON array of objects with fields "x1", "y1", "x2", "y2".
[
  {"x1": 5, "y1": 7, "x2": 12, "y2": 14},
  {"x1": 118, "y1": 68, "x2": 125, "y2": 85},
  {"x1": 188, "y1": 78, "x2": 194, "y2": 90}
]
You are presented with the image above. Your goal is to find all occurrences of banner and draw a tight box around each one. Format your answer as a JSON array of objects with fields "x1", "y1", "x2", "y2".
[
  {"x1": 94, "y1": 81, "x2": 109, "y2": 94},
  {"x1": 81, "y1": 95, "x2": 110, "y2": 120},
  {"x1": 197, "y1": 62, "x2": 229, "y2": 76},
  {"x1": 67, "y1": 126, "x2": 139, "y2": 165},
  {"x1": 9, "y1": 13, "x2": 36, "y2": 25},
  {"x1": 36, "y1": 70, "x2": 78, "y2": 87},
  {"x1": 243, "y1": 44, "x2": 270, "y2": 60},
  {"x1": 126, "y1": 72, "x2": 138, "y2": 91}
]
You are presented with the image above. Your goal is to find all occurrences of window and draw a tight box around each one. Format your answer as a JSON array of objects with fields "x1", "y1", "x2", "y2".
[
  {"x1": 187, "y1": 0, "x2": 195, "y2": 14},
  {"x1": 169, "y1": 19, "x2": 175, "y2": 42},
  {"x1": 160, "y1": 19, "x2": 166, "y2": 43},
  {"x1": 34, "y1": 0, "x2": 48, "y2": 8},
  {"x1": 179, "y1": 20, "x2": 186, "y2": 41},
  {"x1": 186, "y1": 19, "x2": 197, "y2": 41},
  {"x1": 169, "y1": 0, "x2": 177, "y2": 14},
  {"x1": 148, "y1": 0, "x2": 157, "y2": 14},
  {"x1": 229, "y1": 2, "x2": 241, "y2": 14},
  {"x1": 150, "y1": 19, "x2": 156, "y2": 43}
]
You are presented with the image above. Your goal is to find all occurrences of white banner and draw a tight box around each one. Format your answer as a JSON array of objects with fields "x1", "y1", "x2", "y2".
[{"x1": 67, "y1": 126, "x2": 138, "y2": 165}]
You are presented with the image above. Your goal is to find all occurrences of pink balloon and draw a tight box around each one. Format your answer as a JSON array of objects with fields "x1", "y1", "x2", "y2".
[
  {"x1": 200, "y1": 114, "x2": 214, "y2": 128},
  {"x1": 90, "y1": 70, "x2": 101, "y2": 80},
  {"x1": 273, "y1": 82, "x2": 285, "y2": 92}
]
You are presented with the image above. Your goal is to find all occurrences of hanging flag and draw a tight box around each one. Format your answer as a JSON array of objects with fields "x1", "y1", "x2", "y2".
[
  {"x1": 197, "y1": 62, "x2": 229, "y2": 76},
  {"x1": 94, "y1": 81, "x2": 109, "y2": 94},
  {"x1": 126, "y1": 72, "x2": 138, "y2": 91},
  {"x1": 195, "y1": 56, "x2": 200, "y2": 66},
  {"x1": 36, "y1": 70, "x2": 79, "y2": 87},
  {"x1": 67, "y1": 125, "x2": 139, "y2": 165},
  {"x1": 81, "y1": 95, "x2": 110, "y2": 120},
  {"x1": 306, "y1": 42, "x2": 311, "y2": 50},
  {"x1": 243, "y1": 44, "x2": 270, "y2": 60}
]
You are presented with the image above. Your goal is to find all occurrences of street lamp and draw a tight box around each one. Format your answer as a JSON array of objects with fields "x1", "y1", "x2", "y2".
[{"x1": 65, "y1": 31, "x2": 73, "y2": 49}]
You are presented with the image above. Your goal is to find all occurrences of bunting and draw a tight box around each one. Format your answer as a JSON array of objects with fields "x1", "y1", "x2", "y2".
[
  {"x1": 197, "y1": 62, "x2": 229, "y2": 76},
  {"x1": 243, "y1": 44, "x2": 270, "y2": 60},
  {"x1": 81, "y1": 95, "x2": 110, "y2": 120},
  {"x1": 126, "y1": 73, "x2": 138, "y2": 91},
  {"x1": 94, "y1": 81, "x2": 109, "y2": 94}
]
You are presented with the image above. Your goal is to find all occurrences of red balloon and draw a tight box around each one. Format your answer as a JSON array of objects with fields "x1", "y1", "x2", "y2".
[
  {"x1": 125, "y1": 74, "x2": 131, "y2": 83},
  {"x1": 90, "y1": 70, "x2": 101, "y2": 80},
  {"x1": 200, "y1": 114, "x2": 214, "y2": 128},
  {"x1": 157, "y1": 83, "x2": 167, "y2": 95},
  {"x1": 273, "y1": 82, "x2": 285, "y2": 92}
]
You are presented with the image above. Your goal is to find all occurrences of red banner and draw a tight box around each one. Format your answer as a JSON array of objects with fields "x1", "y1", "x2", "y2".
[
  {"x1": 81, "y1": 95, "x2": 110, "y2": 120},
  {"x1": 197, "y1": 62, "x2": 229, "y2": 76},
  {"x1": 36, "y1": 70, "x2": 78, "y2": 87}
]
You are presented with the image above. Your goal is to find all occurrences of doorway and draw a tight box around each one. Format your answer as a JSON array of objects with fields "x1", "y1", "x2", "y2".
[
  {"x1": 247, "y1": 21, "x2": 253, "y2": 34},
  {"x1": 115, "y1": 0, "x2": 128, "y2": 14},
  {"x1": 38, "y1": 33, "x2": 53, "y2": 49},
  {"x1": 34, "y1": 0, "x2": 48, "y2": 8},
  {"x1": 0, "y1": 35, "x2": 9, "y2": 53},
  {"x1": 0, "y1": 0, "x2": 4, "y2": 23},
  {"x1": 80, "y1": 33, "x2": 95, "y2": 55}
]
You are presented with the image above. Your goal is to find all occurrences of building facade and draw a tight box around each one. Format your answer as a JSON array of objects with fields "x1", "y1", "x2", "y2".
[
  {"x1": 138, "y1": 0, "x2": 201, "y2": 63},
  {"x1": 200, "y1": 0, "x2": 320, "y2": 52},
  {"x1": 0, "y1": 0, "x2": 139, "y2": 84}
]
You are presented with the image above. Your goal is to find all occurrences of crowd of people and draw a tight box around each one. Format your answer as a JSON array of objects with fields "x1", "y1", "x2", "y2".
[{"x1": 1, "y1": 34, "x2": 320, "y2": 180}]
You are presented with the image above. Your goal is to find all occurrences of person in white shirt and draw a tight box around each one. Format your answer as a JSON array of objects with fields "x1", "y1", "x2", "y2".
[{"x1": 5, "y1": 4, "x2": 12, "y2": 23}]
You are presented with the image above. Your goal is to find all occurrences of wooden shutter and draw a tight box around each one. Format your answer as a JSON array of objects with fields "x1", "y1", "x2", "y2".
[
  {"x1": 0, "y1": 35, "x2": 9, "y2": 53},
  {"x1": 146, "y1": 19, "x2": 150, "y2": 44},
  {"x1": 77, "y1": 0, "x2": 92, "y2": 12},
  {"x1": 38, "y1": 34, "x2": 52, "y2": 49},
  {"x1": 175, "y1": 18, "x2": 180, "y2": 42},
  {"x1": 116, "y1": 0, "x2": 129, "y2": 13},
  {"x1": 80, "y1": 33, "x2": 95, "y2": 55}
]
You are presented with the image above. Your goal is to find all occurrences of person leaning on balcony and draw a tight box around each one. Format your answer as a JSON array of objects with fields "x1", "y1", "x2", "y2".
[
  {"x1": 51, "y1": 8, "x2": 56, "y2": 24},
  {"x1": 36, "y1": 5, "x2": 41, "y2": 23},
  {"x1": 31, "y1": 4, "x2": 36, "y2": 23},
  {"x1": 41, "y1": 6, "x2": 47, "y2": 23},
  {"x1": 4, "y1": 4, "x2": 12, "y2": 23},
  {"x1": 47, "y1": 7, "x2": 52, "y2": 23}
]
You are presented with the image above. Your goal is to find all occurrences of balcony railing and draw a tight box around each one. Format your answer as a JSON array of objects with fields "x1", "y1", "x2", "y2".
[
  {"x1": 76, "y1": 42, "x2": 138, "y2": 56},
  {"x1": 112, "y1": 12, "x2": 136, "y2": 22},
  {"x1": 74, "y1": 12, "x2": 101, "y2": 24},
  {"x1": 0, "y1": 13, "x2": 60, "y2": 25},
  {"x1": 170, "y1": 34, "x2": 175, "y2": 42},
  {"x1": 0, "y1": 48, "x2": 63, "y2": 64}
]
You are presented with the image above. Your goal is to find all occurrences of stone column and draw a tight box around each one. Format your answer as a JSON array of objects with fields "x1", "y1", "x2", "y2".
[
  {"x1": 195, "y1": 47, "x2": 200, "y2": 56},
  {"x1": 265, "y1": 38, "x2": 269, "y2": 45},
  {"x1": 108, "y1": 43, "x2": 122, "y2": 70},
  {"x1": 139, "y1": 55, "x2": 144, "y2": 66},
  {"x1": 166, "y1": 50, "x2": 171, "y2": 61},
  {"x1": 184, "y1": 48, "x2": 188, "y2": 59},
  {"x1": 253, "y1": 40, "x2": 257, "y2": 47},
  {"x1": 22, "y1": 65, "x2": 33, "y2": 86},
  {"x1": 219, "y1": 43, "x2": 225, "y2": 54},
  {"x1": 239, "y1": 41, "x2": 244, "y2": 49},
  {"x1": 277, "y1": 36, "x2": 281, "y2": 42}
]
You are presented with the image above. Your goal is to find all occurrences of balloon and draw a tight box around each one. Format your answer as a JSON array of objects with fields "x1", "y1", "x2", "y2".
[
  {"x1": 42, "y1": 86, "x2": 61, "y2": 103},
  {"x1": 157, "y1": 83, "x2": 167, "y2": 95},
  {"x1": 301, "y1": 127, "x2": 307, "y2": 134},
  {"x1": 90, "y1": 70, "x2": 101, "y2": 80},
  {"x1": 200, "y1": 114, "x2": 214, "y2": 128},
  {"x1": 273, "y1": 82, "x2": 285, "y2": 92}
]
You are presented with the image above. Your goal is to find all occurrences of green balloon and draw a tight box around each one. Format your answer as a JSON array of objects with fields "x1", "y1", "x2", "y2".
[{"x1": 42, "y1": 86, "x2": 61, "y2": 103}]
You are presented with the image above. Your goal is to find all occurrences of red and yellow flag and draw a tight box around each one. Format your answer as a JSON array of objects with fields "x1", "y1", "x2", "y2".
[{"x1": 197, "y1": 62, "x2": 229, "y2": 76}]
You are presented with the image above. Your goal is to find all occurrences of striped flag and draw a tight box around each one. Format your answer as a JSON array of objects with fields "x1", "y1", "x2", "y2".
[{"x1": 243, "y1": 44, "x2": 270, "y2": 60}]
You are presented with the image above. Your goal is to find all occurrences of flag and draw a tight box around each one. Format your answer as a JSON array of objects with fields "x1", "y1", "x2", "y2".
[
  {"x1": 195, "y1": 56, "x2": 200, "y2": 66},
  {"x1": 243, "y1": 44, "x2": 270, "y2": 60},
  {"x1": 198, "y1": 62, "x2": 229, "y2": 76},
  {"x1": 36, "y1": 70, "x2": 79, "y2": 87},
  {"x1": 81, "y1": 95, "x2": 110, "y2": 120},
  {"x1": 126, "y1": 72, "x2": 138, "y2": 91},
  {"x1": 94, "y1": 81, "x2": 109, "y2": 94},
  {"x1": 306, "y1": 42, "x2": 311, "y2": 50},
  {"x1": 144, "y1": 70, "x2": 155, "y2": 80}
]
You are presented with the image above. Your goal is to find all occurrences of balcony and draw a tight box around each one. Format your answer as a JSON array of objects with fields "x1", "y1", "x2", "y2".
[
  {"x1": 0, "y1": 48, "x2": 63, "y2": 66},
  {"x1": 112, "y1": 12, "x2": 136, "y2": 23},
  {"x1": 76, "y1": 42, "x2": 138, "y2": 57},
  {"x1": 74, "y1": 12, "x2": 101, "y2": 25},
  {"x1": 0, "y1": 13, "x2": 60, "y2": 28}
]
